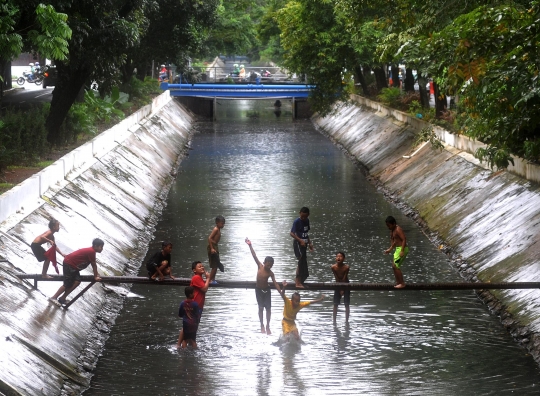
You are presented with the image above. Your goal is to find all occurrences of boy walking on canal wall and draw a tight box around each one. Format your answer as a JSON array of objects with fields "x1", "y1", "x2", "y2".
[
  {"x1": 208, "y1": 215, "x2": 225, "y2": 283},
  {"x1": 331, "y1": 252, "x2": 350, "y2": 323},
  {"x1": 177, "y1": 286, "x2": 201, "y2": 349},
  {"x1": 49, "y1": 238, "x2": 104, "y2": 306},
  {"x1": 290, "y1": 207, "x2": 313, "y2": 288},
  {"x1": 245, "y1": 238, "x2": 282, "y2": 335},
  {"x1": 31, "y1": 218, "x2": 65, "y2": 279},
  {"x1": 384, "y1": 216, "x2": 408, "y2": 289}
]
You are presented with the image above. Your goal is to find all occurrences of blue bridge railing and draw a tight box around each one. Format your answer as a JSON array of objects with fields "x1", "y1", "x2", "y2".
[{"x1": 160, "y1": 83, "x2": 313, "y2": 98}]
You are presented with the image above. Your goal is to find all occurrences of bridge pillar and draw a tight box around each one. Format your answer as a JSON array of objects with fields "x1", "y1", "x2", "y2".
[
  {"x1": 175, "y1": 97, "x2": 214, "y2": 118},
  {"x1": 293, "y1": 98, "x2": 313, "y2": 119}
]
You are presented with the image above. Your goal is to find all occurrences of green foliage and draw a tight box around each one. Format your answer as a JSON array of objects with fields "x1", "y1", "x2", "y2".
[
  {"x1": 414, "y1": 126, "x2": 445, "y2": 151},
  {"x1": 0, "y1": 106, "x2": 49, "y2": 170},
  {"x1": 0, "y1": 2, "x2": 23, "y2": 60},
  {"x1": 476, "y1": 146, "x2": 515, "y2": 170},
  {"x1": 28, "y1": 4, "x2": 71, "y2": 60},
  {"x1": 377, "y1": 87, "x2": 402, "y2": 107}
]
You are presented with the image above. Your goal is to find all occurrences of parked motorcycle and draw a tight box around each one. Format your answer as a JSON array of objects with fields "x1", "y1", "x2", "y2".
[
  {"x1": 17, "y1": 70, "x2": 43, "y2": 86},
  {"x1": 261, "y1": 69, "x2": 272, "y2": 77}
]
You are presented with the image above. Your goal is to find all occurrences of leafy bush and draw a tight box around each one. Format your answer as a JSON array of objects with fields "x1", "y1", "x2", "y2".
[
  {"x1": 0, "y1": 106, "x2": 49, "y2": 169},
  {"x1": 414, "y1": 126, "x2": 444, "y2": 151},
  {"x1": 377, "y1": 87, "x2": 402, "y2": 107}
]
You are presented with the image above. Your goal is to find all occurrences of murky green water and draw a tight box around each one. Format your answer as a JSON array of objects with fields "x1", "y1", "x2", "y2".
[{"x1": 87, "y1": 100, "x2": 540, "y2": 395}]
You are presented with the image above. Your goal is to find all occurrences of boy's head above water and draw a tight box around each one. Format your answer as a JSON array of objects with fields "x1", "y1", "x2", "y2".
[
  {"x1": 184, "y1": 286, "x2": 194, "y2": 299},
  {"x1": 264, "y1": 256, "x2": 274, "y2": 269},
  {"x1": 215, "y1": 215, "x2": 225, "y2": 228},
  {"x1": 385, "y1": 215, "x2": 397, "y2": 230},
  {"x1": 292, "y1": 292, "x2": 301, "y2": 307},
  {"x1": 299, "y1": 207, "x2": 310, "y2": 220},
  {"x1": 336, "y1": 252, "x2": 345, "y2": 263},
  {"x1": 192, "y1": 261, "x2": 205, "y2": 274}
]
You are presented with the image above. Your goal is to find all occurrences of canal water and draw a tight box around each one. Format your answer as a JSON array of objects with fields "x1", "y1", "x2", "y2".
[{"x1": 87, "y1": 100, "x2": 540, "y2": 395}]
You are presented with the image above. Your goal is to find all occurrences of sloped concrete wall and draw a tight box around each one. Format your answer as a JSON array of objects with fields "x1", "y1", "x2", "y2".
[
  {"x1": 313, "y1": 100, "x2": 540, "y2": 362},
  {"x1": 0, "y1": 99, "x2": 193, "y2": 395}
]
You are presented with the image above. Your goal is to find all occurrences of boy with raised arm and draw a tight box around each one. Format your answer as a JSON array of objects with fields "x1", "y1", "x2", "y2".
[
  {"x1": 290, "y1": 207, "x2": 313, "y2": 288},
  {"x1": 49, "y1": 238, "x2": 104, "y2": 306},
  {"x1": 31, "y1": 218, "x2": 65, "y2": 279},
  {"x1": 207, "y1": 215, "x2": 225, "y2": 283},
  {"x1": 331, "y1": 252, "x2": 350, "y2": 323},
  {"x1": 279, "y1": 280, "x2": 324, "y2": 340},
  {"x1": 384, "y1": 216, "x2": 409, "y2": 289},
  {"x1": 245, "y1": 238, "x2": 282, "y2": 335}
]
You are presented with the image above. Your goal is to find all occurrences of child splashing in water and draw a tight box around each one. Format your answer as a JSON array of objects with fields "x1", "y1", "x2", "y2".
[{"x1": 279, "y1": 280, "x2": 324, "y2": 342}]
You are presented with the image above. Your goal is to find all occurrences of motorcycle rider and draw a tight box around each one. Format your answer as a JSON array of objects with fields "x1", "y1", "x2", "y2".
[
  {"x1": 159, "y1": 64, "x2": 168, "y2": 82},
  {"x1": 28, "y1": 63, "x2": 36, "y2": 82}
]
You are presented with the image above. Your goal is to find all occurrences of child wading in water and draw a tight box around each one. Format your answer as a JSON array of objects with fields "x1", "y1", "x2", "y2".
[
  {"x1": 245, "y1": 238, "x2": 282, "y2": 335},
  {"x1": 207, "y1": 215, "x2": 225, "y2": 283},
  {"x1": 331, "y1": 252, "x2": 350, "y2": 323},
  {"x1": 384, "y1": 216, "x2": 408, "y2": 288},
  {"x1": 177, "y1": 286, "x2": 201, "y2": 349},
  {"x1": 279, "y1": 280, "x2": 324, "y2": 341},
  {"x1": 31, "y1": 218, "x2": 65, "y2": 279}
]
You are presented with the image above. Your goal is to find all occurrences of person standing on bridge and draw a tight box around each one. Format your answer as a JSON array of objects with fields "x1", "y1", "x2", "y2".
[
  {"x1": 384, "y1": 216, "x2": 408, "y2": 289},
  {"x1": 290, "y1": 207, "x2": 313, "y2": 288}
]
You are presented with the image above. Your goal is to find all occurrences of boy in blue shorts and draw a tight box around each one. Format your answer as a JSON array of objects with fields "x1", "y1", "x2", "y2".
[
  {"x1": 384, "y1": 216, "x2": 408, "y2": 289},
  {"x1": 331, "y1": 252, "x2": 350, "y2": 323},
  {"x1": 177, "y1": 286, "x2": 201, "y2": 349}
]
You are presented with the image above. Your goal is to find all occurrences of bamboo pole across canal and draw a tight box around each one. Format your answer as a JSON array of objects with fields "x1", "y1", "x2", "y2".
[{"x1": 15, "y1": 274, "x2": 540, "y2": 291}]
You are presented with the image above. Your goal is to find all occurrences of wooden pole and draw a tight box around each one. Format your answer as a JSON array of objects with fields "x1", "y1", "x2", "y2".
[
  {"x1": 63, "y1": 281, "x2": 96, "y2": 309},
  {"x1": 14, "y1": 274, "x2": 540, "y2": 291}
]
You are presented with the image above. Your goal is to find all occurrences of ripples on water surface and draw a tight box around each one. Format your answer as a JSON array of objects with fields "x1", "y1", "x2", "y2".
[{"x1": 88, "y1": 100, "x2": 540, "y2": 395}]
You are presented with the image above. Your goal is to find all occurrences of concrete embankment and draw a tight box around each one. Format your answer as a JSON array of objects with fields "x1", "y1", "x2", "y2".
[
  {"x1": 0, "y1": 93, "x2": 193, "y2": 395},
  {"x1": 313, "y1": 95, "x2": 540, "y2": 363}
]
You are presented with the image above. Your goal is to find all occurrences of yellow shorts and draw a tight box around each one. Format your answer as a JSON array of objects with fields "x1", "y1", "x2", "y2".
[{"x1": 282, "y1": 318, "x2": 297, "y2": 335}]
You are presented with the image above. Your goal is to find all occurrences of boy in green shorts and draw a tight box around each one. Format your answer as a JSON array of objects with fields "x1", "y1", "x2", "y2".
[{"x1": 384, "y1": 216, "x2": 408, "y2": 289}]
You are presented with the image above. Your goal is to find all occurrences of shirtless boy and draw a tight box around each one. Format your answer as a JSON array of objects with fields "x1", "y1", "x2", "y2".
[
  {"x1": 245, "y1": 238, "x2": 282, "y2": 335},
  {"x1": 207, "y1": 215, "x2": 225, "y2": 283},
  {"x1": 31, "y1": 218, "x2": 65, "y2": 279},
  {"x1": 331, "y1": 252, "x2": 350, "y2": 323},
  {"x1": 384, "y1": 216, "x2": 409, "y2": 288},
  {"x1": 279, "y1": 280, "x2": 324, "y2": 340}
]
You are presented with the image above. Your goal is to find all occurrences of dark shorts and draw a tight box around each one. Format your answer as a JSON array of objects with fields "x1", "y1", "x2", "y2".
[
  {"x1": 184, "y1": 332, "x2": 197, "y2": 341},
  {"x1": 255, "y1": 287, "x2": 272, "y2": 309},
  {"x1": 333, "y1": 289, "x2": 351, "y2": 306},
  {"x1": 63, "y1": 264, "x2": 81, "y2": 288},
  {"x1": 31, "y1": 243, "x2": 46, "y2": 262},
  {"x1": 207, "y1": 245, "x2": 220, "y2": 269}
]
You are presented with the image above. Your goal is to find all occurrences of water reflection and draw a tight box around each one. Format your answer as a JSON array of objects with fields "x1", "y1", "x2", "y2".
[{"x1": 88, "y1": 99, "x2": 540, "y2": 395}]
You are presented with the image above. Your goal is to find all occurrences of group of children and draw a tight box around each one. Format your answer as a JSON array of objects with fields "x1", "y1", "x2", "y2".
[{"x1": 31, "y1": 209, "x2": 408, "y2": 345}]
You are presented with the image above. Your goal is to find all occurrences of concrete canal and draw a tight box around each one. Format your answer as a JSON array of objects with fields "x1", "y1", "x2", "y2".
[{"x1": 86, "y1": 99, "x2": 540, "y2": 395}]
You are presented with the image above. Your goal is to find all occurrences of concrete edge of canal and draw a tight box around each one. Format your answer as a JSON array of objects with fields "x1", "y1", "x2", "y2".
[
  {"x1": 313, "y1": 97, "x2": 540, "y2": 365},
  {"x1": 0, "y1": 96, "x2": 194, "y2": 395}
]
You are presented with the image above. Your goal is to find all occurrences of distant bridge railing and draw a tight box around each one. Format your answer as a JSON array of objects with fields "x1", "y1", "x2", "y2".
[{"x1": 160, "y1": 82, "x2": 314, "y2": 99}]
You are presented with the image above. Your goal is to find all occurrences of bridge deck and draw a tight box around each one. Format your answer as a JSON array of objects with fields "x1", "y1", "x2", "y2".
[{"x1": 161, "y1": 82, "x2": 313, "y2": 98}]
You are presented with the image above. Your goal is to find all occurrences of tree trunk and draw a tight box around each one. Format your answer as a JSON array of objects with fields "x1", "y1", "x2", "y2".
[
  {"x1": 404, "y1": 67, "x2": 415, "y2": 92},
  {"x1": 433, "y1": 81, "x2": 448, "y2": 118},
  {"x1": 46, "y1": 62, "x2": 92, "y2": 145},
  {"x1": 417, "y1": 72, "x2": 430, "y2": 109},
  {"x1": 374, "y1": 66, "x2": 388, "y2": 91},
  {"x1": 353, "y1": 65, "x2": 368, "y2": 96},
  {"x1": 391, "y1": 64, "x2": 400, "y2": 88}
]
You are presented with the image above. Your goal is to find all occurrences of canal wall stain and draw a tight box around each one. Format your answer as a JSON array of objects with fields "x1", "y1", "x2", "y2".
[
  {"x1": 0, "y1": 99, "x2": 193, "y2": 395},
  {"x1": 313, "y1": 98, "x2": 540, "y2": 364}
]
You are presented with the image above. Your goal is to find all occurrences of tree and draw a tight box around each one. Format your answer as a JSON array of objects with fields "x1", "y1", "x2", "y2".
[{"x1": 0, "y1": 2, "x2": 71, "y2": 96}]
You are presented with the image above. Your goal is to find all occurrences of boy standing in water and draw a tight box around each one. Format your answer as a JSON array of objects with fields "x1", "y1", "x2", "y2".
[
  {"x1": 245, "y1": 238, "x2": 282, "y2": 335},
  {"x1": 208, "y1": 215, "x2": 225, "y2": 283},
  {"x1": 331, "y1": 252, "x2": 350, "y2": 323},
  {"x1": 384, "y1": 216, "x2": 408, "y2": 288},
  {"x1": 49, "y1": 238, "x2": 104, "y2": 306},
  {"x1": 290, "y1": 207, "x2": 313, "y2": 288},
  {"x1": 177, "y1": 286, "x2": 201, "y2": 349},
  {"x1": 146, "y1": 241, "x2": 175, "y2": 281},
  {"x1": 31, "y1": 218, "x2": 65, "y2": 279},
  {"x1": 177, "y1": 261, "x2": 211, "y2": 347},
  {"x1": 280, "y1": 280, "x2": 324, "y2": 340}
]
